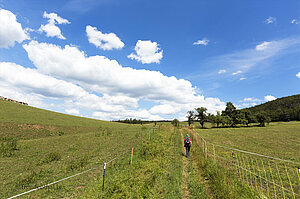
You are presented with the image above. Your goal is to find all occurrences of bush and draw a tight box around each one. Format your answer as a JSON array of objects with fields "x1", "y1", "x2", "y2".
[
  {"x1": 58, "y1": 131, "x2": 64, "y2": 136},
  {"x1": 0, "y1": 137, "x2": 17, "y2": 157},
  {"x1": 67, "y1": 155, "x2": 89, "y2": 171},
  {"x1": 40, "y1": 152, "x2": 61, "y2": 164}
]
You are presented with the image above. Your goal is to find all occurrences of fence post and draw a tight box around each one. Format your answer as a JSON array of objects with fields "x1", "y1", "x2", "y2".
[
  {"x1": 130, "y1": 147, "x2": 134, "y2": 165},
  {"x1": 204, "y1": 141, "x2": 207, "y2": 159},
  {"x1": 213, "y1": 145, "x2": 215, "y2": 162},
  {"x1": 102, "y1": 163, "x2": 106, "y2": 191}
]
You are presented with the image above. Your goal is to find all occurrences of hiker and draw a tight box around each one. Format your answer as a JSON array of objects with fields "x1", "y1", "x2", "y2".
[{"x1": 184, "y1": 134, "x2": 192, "y2": 157}]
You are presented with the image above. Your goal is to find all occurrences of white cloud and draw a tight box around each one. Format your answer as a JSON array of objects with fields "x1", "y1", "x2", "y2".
[
  {"x1": 39, "y1": 11, "x2": 70, "y2": 40},
  {"x1": 256, "y1": 41, "x2": 272, "y2": 51},
  {"x1": 264, "y1": 95, "x2": 276, "y2": 101},
  {"x1": 232, "y1": 70, "x2": 243, "y2": 75},
  {"x1": 0, "y1": 9, "x2": 29, "y2": 48},
  {"x1": 43, "y1": 12, "x2": 70, "y2": 24},
  {"x1": 193, "y1": 38, "x2": 209, "y2": 46},
  {"x1": 128, "y1": 40, "x2": 163, "y2": 64},
  {"x1": 265, "y1": 16, "x2": 276, "y2": 24},
  {"x1": 239, "y1": 77, "x2": 247, "y2": 80},
  {"x1": 296, "y1": 72, "x2": 300, "y2": 78},
  {"x1": 207, "y1": 38, "x2": 300, "y2": 78},
  {"x1": 65, "y1": 108, "x2": 79, "y2": 115},
  {"x1": 86, "y1": 25, "x2": 124, "y2": 50},
  {"x1": 149, "y1": 104, "x2": 177, "y2": 115},
  {"x1": 93, "y1": 109, "x2": 163, "y2": 121},
  {"x1": 291, "y1": 19, "x2": 300, "y2": 24},
  {"x1": 218, "y1": 69, "x2": 226, "y2": 74},
  {"x1": 243, "y1": 98, "x2": 261, "y2": 102},
  {"x1": 0, "y1": 62, "x2": 88, "y2": 98},
  {"x1": 22, "y1": 40, "x2": 226, "y2": 120}
]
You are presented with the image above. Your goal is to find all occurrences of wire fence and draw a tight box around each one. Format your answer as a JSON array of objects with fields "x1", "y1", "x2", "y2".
[
  {"x1": 7, "y1": 126, "x2": 157, "y2": 199},
  {"x1": 189, "y1": 128, "x2": 300, "y2": 199}
]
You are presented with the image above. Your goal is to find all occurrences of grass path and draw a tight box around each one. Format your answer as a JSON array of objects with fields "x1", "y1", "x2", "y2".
[{"x1": 180, "y1": 130, "x2": 190, "y2": 199}]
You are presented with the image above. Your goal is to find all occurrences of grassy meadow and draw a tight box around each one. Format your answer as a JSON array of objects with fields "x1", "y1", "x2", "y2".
[{"x1": 1, "y1": 99, "x2": 299, "y2": 198}]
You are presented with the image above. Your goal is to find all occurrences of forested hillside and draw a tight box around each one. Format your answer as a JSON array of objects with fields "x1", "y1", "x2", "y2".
[{"x1": 245, "y1": 94, "x2": 300, "y2": 121}]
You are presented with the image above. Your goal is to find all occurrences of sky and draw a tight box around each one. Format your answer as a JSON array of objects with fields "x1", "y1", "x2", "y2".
[{"x1": 0, "y1": 0, "x2": 299, "y2": 121}]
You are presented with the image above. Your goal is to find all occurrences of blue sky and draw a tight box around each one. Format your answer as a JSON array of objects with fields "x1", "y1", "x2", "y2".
[{"x1": 0, "y1": 0, "x2": 299, "y2": 120}]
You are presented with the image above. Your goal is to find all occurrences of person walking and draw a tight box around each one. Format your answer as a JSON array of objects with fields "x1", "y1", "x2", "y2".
[{"x1": 184, "y1": 134, "x2": 192, "y2": 157}]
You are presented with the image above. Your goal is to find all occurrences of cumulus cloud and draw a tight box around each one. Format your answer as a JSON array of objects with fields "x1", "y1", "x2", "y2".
[
  {"x1": 86, "y1": 25, "x2": 124, "y2": 50},
  {"x1": 128, "y1": 40, "x2": 163, "y2": 64},
  {"x1": 256, "y1": 41, "x2": 272, "y2": 51},
  {"x1": 218, "y1": 69, "x2": 226, "y2": 74},
  {"x1": 264, "y1": 95, "x2": 276, "y2": 101},
  {"x1": 21, "y1": 40, "x2": 226, "y2": 120},
  {"x1": 296, "y1": 72, "x2": 300, "y2": 78},
  {"x1": 0, "y1": 9, "x2": 29, "y2": 48},
  {"x1": 291, "y1": 19, "x2": 300, "y2": 24},
  {"x1": 65, "y1": 108, "x2": 79, "y2": 115},
  {"x1": 193, "y1": 38, "x2": 209, "y2": 46},
  {"x1": 39, "y1": 11, "x2": 70, "y2": 40},
  {"x1": 265, "y1": 16, "x2": 276, "y2": 24}
]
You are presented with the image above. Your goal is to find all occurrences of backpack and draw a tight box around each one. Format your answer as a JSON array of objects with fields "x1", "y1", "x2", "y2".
[{"x1": 185, "y1": 138, "x2": 191, "y2": 146}]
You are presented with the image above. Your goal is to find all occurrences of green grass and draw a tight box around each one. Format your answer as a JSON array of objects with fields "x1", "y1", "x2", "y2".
[
  {"x1": 0, "y1": 100, "x2": 150, "y2": 198},
  {"x1": 192, "y1": 122, "x2": 300, "y2": 199},
  {"x1": 1, "y1": 99, "x2": 299, "y2": 198}
]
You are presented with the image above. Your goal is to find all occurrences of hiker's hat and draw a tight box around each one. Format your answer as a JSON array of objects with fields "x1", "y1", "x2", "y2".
[{"x1": 186, "y1": 134, "x2": 189, "y2": 137}]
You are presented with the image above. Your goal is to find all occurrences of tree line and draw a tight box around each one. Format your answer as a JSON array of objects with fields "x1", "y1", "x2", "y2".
[{"x1": 186, "y1": 102, "x2": 271, "y2": 128}]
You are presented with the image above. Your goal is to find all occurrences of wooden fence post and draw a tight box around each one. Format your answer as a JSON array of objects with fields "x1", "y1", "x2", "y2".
[
  {"x1": 204, "y1": 141, "x2": 207, "y2": 159},
  {"x1": 130, "y1": 147, "x2": 134, "y2": 165}
]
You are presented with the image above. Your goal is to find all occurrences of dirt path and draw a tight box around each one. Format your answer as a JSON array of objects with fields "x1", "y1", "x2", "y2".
[
  {"x1": 180, "y1": 130, "x2": 190, "y2": 199},
  {"x1": 188, "y1": 129, "x2": 215, "y2": 199}
]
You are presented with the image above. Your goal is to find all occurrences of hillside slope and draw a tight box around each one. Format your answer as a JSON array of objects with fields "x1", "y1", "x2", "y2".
[
  {"x1": 245, "y1": 94, "x2": 300, "y2": 121},
  {"x1": 0, "y1": 99, "x2": 110, "y2": 126}
]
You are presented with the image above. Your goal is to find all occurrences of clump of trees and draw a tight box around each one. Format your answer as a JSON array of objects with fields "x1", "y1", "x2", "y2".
[
  {"x1": 187, "y1": 102, "x2": 271, "y2": 128},
  {"x1": 171, "y1": 119, "x2": 179, "y2": 127}
]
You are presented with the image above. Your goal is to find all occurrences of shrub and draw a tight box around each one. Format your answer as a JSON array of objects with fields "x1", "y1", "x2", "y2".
[
  {"x1": 0, "y1": 137, "x2": 17, "y2": 157},
  {"x1": 58, "y1": 131, "x2": 65, "y2": 136},
  {"x1": 40, "y1": 152, "x2": 61, "y2": 164},
  {"x1": 67, "y1": 155, "x2": 89, "y2": 171}
]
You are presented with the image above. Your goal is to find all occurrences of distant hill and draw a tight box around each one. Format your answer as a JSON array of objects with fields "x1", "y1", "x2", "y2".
[{"x1": 245, "y1": 94, "x2": 300, "y2": 121}]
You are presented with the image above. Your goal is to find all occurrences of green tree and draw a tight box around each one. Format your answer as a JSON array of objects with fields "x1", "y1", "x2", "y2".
[
  {"x1": 195, "y1": 107, "x2": 207, "y2": 128},
  {"x1": 256, "y1": 112, "x2": 270, "y2": 127},
  {"x1": 215, "y1": 111, "x2": 222, "y2": 127},
  {"x1": 186, "y1": 111, "x2": 195, "y2": 127},
  {"x1": 222, "y1": 102, "x2": 236, "y2": 118},
  {"x1": 171, "y1": 119, "x2": 179, "y2": 127}
]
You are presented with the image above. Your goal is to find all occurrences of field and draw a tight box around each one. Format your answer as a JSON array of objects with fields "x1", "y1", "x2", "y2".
[{"x1": 1, "y1": 100, "x2": 299, "y2": 198}]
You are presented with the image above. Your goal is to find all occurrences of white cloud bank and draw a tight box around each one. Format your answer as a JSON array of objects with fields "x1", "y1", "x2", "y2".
[
  {"x1": 193, "y1": 38, "x2": 209, "y2": 46},
  {"x1": 264, "y1": 95, "x2": 276, "y2": 101},
  {"x1": 86, "y1": 25, "x2": 124, "y2": 50},
  {"x1": 0, "y1": 9, "x2": 29, "y2": 48},
  {"x1": 39, "y1": 11, "x2": 70, "y2": 40},
  {"x1": 296, "y1": 72, "x2": 300, "y2": 78},
  {"x1": 18, "y1": 40, "x2": 226, "y2": 120},
  {"x1": 128, "y1": 40, "x2": 163, "y2": 64},
  {"x1": 65, "y1": 108, "x2": 80, "y2": 115}
]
